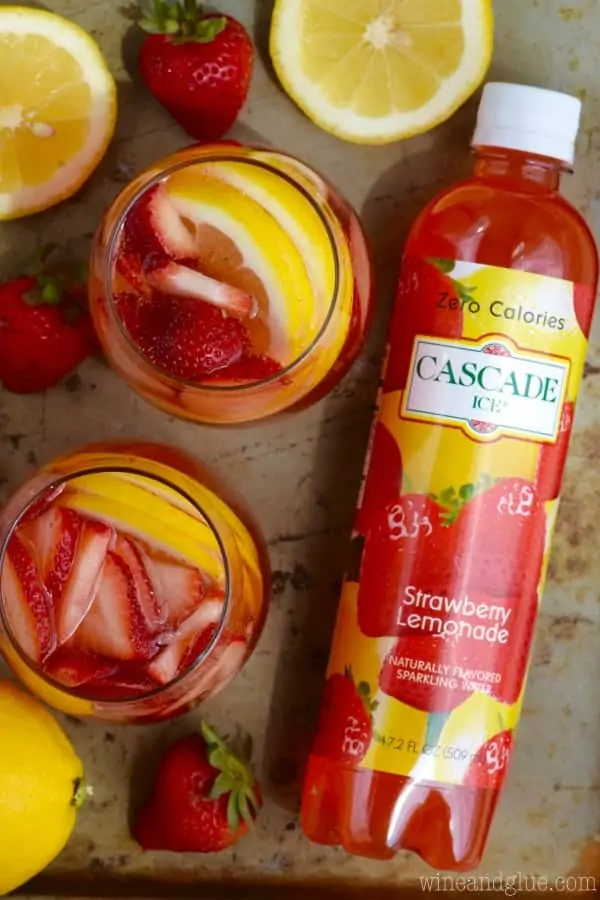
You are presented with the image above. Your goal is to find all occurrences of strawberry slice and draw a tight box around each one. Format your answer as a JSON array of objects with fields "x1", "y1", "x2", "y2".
[
  {"x1": 71, "y1": 551, "x2": 158, "y2": 661},
  {"x1": 143, "y1": 555, "x2": 206, "y2": 627},
  {"x1": 147, "y1": 597, "x2": 224, "y2": 684},
  {"x1": 146, "y1": 261, "x2": 257, "y2": 320},
  {"x1": 1, "y1": 534, "x2": 56, "y2": 663},
  {"x1": 114, "y1": 536, "x2": 165, "y2": 631},
  {"x1": 119, "y1": 291, "x2": 251, "y2": 380},
  {"x1": 44, "y1": 648, "x2": 118, "y2": 687},
  {"x1": 28, "y1": 506, "x2": 82, "y2": 587},
  {"x1": 125, "y1": 184, "x2": 198, "y2": 260},
  {"x1": 54, "y1": 520, "x2": 113, "y2": 644}
]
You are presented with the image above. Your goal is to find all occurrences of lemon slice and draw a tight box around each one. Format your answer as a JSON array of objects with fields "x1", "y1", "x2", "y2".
[
  {"x1": 201, "y1": 160, "x2": 336, "y2": 303},
  {"x1": 269, "y1": 0, "x2": 493, "y2": 144},
  {"x1": 165, "y1": 167, "x2": 319, "y2": 364},
  {"x1": 112, "y1": 470, "x2": 262, "y2": 580},
  {"x1": 0, "y1": 6, "x2": 117, "y2": 220},
  {"x1": 59, "y1": 477, "x2": 224, "y2": 583}
]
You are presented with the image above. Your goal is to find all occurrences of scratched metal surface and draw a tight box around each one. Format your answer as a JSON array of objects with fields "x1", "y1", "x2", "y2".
[{"x1": 1, "y1": 0, "x2": 599, "y2": 893}]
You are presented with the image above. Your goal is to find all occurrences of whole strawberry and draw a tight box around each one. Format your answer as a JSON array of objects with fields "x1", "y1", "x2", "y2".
[
  {"x1": 134, "y1": 721, "x2": 261, "y2": 853},
  {"x1": 0, "y1": 252, "x2": 96, "y2": 394},
  {"x1": 136, "y1": 0, "x2": 254, "y2": 142},
  {"x1": 312, "y1": 667, "x2": 376, "y2": 764}
]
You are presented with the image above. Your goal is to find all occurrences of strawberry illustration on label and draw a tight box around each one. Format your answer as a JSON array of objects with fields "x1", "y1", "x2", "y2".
[
  {"x1": 535, "y1": 401, "x2": 574, "y2": 502},
  {"x1": 384, "y1": 257, "x2": 466, "y2": 393},
  {"x1": 355, "y1": 422, "x2": 403, "y2": 534},
  {"x1": 458, "y1": 478, "x2": 546, "y2": 598},
  {"x1": 464, "y1": 730, "x2": 514, "y2": 790},
  {"x1": 357, "y1": 494, "x2": 458, "y2": 638},
  {"x1": 312, "y1": 667, "x2": 377, "y2": 764}
]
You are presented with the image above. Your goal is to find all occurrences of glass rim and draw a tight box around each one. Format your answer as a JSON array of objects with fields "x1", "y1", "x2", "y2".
[
  {"x1": 0, "y1": 464, "x2": 232, "y2": 705},
  {"x1": 103, "y1": 149, "x2": 345, "y2": 392}
]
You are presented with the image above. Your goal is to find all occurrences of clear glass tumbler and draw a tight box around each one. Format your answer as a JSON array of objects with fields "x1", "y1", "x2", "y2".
[
  {"x1": 0, "y1": 441, "x2": 269, "y2": 722},
  {"x1": 89, "y1": 144, "x2": 374, "y2": 424}
]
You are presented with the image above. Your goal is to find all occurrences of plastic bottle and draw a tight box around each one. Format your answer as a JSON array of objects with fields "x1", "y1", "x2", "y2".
[{"x1": 300, "y1": 83, "x2": 599, "y2": 871}]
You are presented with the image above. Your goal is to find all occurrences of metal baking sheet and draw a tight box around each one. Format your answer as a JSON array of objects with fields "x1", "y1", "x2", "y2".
[{"x1": 1, "y1": 0, "x2": 599, "y2": 895}]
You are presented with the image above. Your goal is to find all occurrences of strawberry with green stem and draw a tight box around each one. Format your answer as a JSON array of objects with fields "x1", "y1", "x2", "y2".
[
  {"x1": 135, "y1": 0, "x2": 254, "y2": 143},
  {"x1": 0, "y1": 245, "x2": 96, "y2": 394},
  {"x1": 134, "y1": 720, "x2": 261, "y2": 853},
  {"x1": 312, "y1": 666, "x2": 377, "y2": 764}
]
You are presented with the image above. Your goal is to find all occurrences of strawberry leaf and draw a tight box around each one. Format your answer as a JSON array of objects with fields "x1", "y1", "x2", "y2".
[
  {"x1": 238, "y1": 793, "x2": 252, "y2": 828},
  {"x1": 136, "y1": 0, "x2": 227, "y2": 41},
  {"x1": 200, "y1": 720, "x2": 260, "y2": 835},
  {"x1": 428, "y1": 257, "x2": 455, "y2": 275},
  {"x1": 459, "y1": 483, "x2": 476, "y2": 502},
  {"x1": 194, "y1": 16, "x2": 226, "y2": 42},
  {"x1": 226, "y1": 791, "x2": 238, "y2": 833},
  {"x1": 457, "y1": 284, "x2": 477, "y2": 305},
  {"x1": 139, "y1": 16, "x2": 168, "y2": 32},
  {"x1": 357, "y1": 681, "x2": 371, "y2": 697},
  {"x1": 209, "y1": 772, "x2": 231, "y2": 799}
]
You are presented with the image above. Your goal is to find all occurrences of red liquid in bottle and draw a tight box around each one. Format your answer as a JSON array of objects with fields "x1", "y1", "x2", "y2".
[{"x1": 301, "y1": 83, "x2": 599, "y2": 870}]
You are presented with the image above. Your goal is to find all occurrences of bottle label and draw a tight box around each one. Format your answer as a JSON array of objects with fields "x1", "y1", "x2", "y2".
[
  {"x1": 313, "y1": 257, "x2": 594, "y2": 790},
  {"x1": 402, "y1": 335, "x2": 569, "y2": 441}
]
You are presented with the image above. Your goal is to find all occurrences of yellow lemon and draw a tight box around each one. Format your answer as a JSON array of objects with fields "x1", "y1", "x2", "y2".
[
  {"x1": 0, "y1": 6, "x2": 116, "y2": 220},
  {"x1": 0, "y1": 681, "x2": 84, "y2": 894},
  {"x1": 269, "y1": 0, "x2": 493, "y2": 144}
]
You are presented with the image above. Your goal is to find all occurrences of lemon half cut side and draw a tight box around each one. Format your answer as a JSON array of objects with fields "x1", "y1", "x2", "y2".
[
  {"x1": 270, "y1": 0, "x2": 494, "y2": 144},
  {"x1": 0, "y1": 6, "x2": 117, "y2": 220}
]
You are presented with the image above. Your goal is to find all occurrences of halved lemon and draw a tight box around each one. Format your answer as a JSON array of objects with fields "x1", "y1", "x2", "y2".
[
  {"x1": 0, "y1": 6, "x2": 117, "y2": 220},
  {"x1": 269, "y1": 0, "x2": 493, "y2": 144}
]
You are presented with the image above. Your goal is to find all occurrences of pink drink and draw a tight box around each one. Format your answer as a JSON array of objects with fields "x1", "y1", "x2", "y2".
[
  {"x1": 89, "y1": 144, "x2": 374, "y2": 424},
  {"x1": 0, "y1": 443, "x2": 268, "y2": 722}
]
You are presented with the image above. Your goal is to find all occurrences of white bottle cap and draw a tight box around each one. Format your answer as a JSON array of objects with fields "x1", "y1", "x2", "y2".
[{"x1": 472, "y1": 82, "x2": 582, "y2": 166}]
